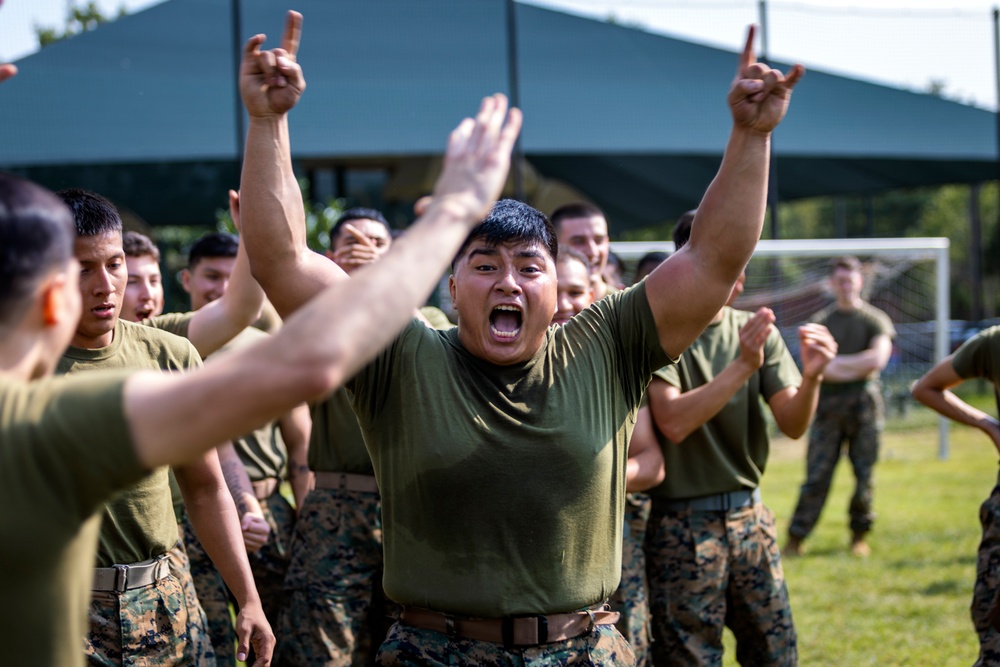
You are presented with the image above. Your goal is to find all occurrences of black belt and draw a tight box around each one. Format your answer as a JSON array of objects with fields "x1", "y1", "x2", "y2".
[
  {"x1": 400, "y1": 604, "x2": 618, "y2": 646},
  {"x1": 656, "y1": 488, "x2": 760, "y2": 513},
  {"x1": 93, "y1": 554, "x2": 170, "y2": 592},
  {"x1": 313, "y1": 471, "x2": 379, "y2": 494}
]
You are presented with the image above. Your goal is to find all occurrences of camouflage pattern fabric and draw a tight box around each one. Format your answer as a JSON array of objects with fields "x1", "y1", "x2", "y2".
[
  {"x1": 645, "y1": 501, "x2": 796, "y2": 667},
  {"x1": 84, "y1": 564, "x2": 217, "y2": 667},
  {"x1": 181, "y1": 517, "x2": 236, "y2": 665},
  {"x1": 376, "y1": 621, "x2": 635, "y2": 666},
  {"x1": 974, "y1": 481, "x2": 1000, "y2": 667},
  {"x1": 788, "y1": 384, "x2": 883, "y2": 539},
  {"x1": 276, "y1": 486, "x2": 390, "y2": 666},
  {"x1": 179, "y1": 489, "x2": 295, "y2": 665},
  {"x1": 609, "y1": 494, "x2": 652, "y2": 666}
]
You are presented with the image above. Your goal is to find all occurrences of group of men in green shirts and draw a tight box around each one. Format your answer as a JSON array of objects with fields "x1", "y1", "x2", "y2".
[{"x1": 15, "y1": 5, "x2": 979, "y2": 667}]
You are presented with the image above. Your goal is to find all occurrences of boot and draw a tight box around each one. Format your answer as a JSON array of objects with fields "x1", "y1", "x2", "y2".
[{"x1": 850, "y1": 531, "x2": 871, "y2": 557}]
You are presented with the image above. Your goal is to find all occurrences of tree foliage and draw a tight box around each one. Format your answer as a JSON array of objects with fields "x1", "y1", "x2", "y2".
[{"x1": 36, "y1": 2, "x2": 127, "y2": 48}]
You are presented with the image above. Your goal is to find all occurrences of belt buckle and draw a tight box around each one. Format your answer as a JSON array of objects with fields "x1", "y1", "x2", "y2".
[
  {"x1": 113, "y1": 564, "x2": 130, "y2": 592},
  {"x1": 502, "y1": 615, "x2": 547, "y2": 646}
]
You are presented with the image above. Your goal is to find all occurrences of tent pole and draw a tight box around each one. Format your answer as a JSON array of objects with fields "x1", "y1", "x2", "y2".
[
  {"x1": 506, "y1": 0, "x2": 525, "y2": 202},
  {"x1": 232, "y1": 0, "x2": 244, "y2": 160}
]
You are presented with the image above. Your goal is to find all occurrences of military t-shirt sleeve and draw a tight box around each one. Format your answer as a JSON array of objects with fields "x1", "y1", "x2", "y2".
[
  {"x1": 952, "y1": 326, "x2": 1000, "y2": 382},
  {"x1": 652, "y1": 363, "x2": 680, "y2": 388},
  {"x1": 4, "y1": 373, "x2": 146, "y2": 521},
  {"x1": 580, "y1": 282, "x2": 672, "y2": 408},
  {"x1": 145, "y1": 311, "x2": 195, "y2": 339},
  {"x1": 760, "y1": 325, "x2": 802, "y2": 400}
]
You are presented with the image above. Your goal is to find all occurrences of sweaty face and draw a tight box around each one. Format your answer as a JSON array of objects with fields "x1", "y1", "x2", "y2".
[
  {"x1": 122, "y1": 254, "x2": 164, "y2": 322},
  {"x1": 553, "y1": 258, "x2": 594, "y2": 326},
  {"x1": 184, "y1": 256, "x2": 236, "y2": 311},
  {"x1": 449, "y1": 240, "x2": 557, "y2": 366},
  {"x1": 557, "y1": 215, "x2": 610, "y2": 280},
  {"x1": 830, "y1": 267, "x2": 863, "y2": 305},
  {"x1": 73, "y1": 230, "x2": 126, "y2": 349}
]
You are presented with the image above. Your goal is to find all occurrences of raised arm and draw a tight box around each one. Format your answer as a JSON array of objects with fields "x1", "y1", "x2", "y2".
[
  {"x1": 185, "y1": 190, "x2": 266, "y2": 356},
  {"x1": 768, "y1": 323, "x2": 837, "y2": 438},
  {"x1": 913, "y1": 356, "x2": 1000, "y2": 453},
  {"x1": 238, "y1": 11, "x2": 346, "y2": 318},
  {"x1": 125, "y1": 84, "x2": 522, "y2": 469},
  {"x1": 645, "y1": 26, "x2": 804, "y2": 359}
]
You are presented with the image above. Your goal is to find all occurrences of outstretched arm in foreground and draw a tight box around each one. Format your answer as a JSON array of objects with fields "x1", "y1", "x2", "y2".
[
  {"x1": 644, "y1": 26, "x2": 804, "y2": 359},
  {"x1": 913, "y1": 356, "x2": 1000, "y2": 454},
  {"x1": 124, "y1": 93, "x2": 522, "y2": 472}
]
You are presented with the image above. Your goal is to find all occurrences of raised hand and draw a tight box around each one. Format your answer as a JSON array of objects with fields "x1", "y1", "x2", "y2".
[
  {"x1": 240, "y1": 10, "x2": 304, "y2": 118},
  {"x1": 738, "y1": 307, "x2": 775, "y2": 371},
  {"x1": 798, "y1": 323, "x2": 837, "y2": 379},
  {"x1": 430, "y1": 93, "x2": 523, "y2": 224},
  {"x1": 331, "y1": 223, "x2": 385, "y2": 274},
  {"x1": 728, "y1": 25, "x2": 804, "y2": 134},
  {"x1": 0, "y1": 63, "x2": 15, "y2": 85}
]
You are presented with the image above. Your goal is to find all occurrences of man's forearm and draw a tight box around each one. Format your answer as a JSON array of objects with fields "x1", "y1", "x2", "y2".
[
  {"x1": 771, "y1": 374, "x2": 823, "y2": 439},
  {"x1": 653, "y1": 360, "x2": 757, "y2": 444},
  {"x1": 822, "y1": 351, "x2": 882, "y2": 382},
  {"x1": 180, "y1": 462, "x2": 261, "y2": 607}
]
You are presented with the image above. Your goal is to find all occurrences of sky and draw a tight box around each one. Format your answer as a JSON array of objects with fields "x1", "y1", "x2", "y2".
[{"x1": 2, "y1": 0, "x2": 999, "y2": 109}]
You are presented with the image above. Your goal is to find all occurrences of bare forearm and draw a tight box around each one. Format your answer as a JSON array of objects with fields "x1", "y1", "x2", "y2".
[
  {"x1": 656, "y1": 361, "x2": 756, "y2": 443},
  {"x1": 914, "y1": 385, "x2": 996, "y2": 433},
  {"x1": 771, "y1": 375, "x2": 822, "y2": 439},
  {"x1": 823, "y1": 351, "x2": 882, "y2": 382},
  {"x1": 626, "y1": 448, "x2": 665, "y2": 492},
  {"x1": 218, "y1": 442, "x2": 258, "y2": 518},
  {"x1": 282, "y1": 405, "x2": 313, "y2": 511}
]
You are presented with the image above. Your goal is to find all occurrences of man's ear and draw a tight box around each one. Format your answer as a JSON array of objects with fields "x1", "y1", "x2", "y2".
[
  {"x1": 41, "y1": 274, "x2": 67, "y2": 326},
  {"x1": 180, "y1": 268, "x2": 192, "y2": 294},
  {"x1": 448, "y1": 274, "x2": 458, "y2": 309}
]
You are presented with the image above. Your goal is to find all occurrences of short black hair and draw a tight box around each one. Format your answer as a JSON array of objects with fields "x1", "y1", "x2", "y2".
[
  {"x1": 188, "y1": 232, "x2": 238, "y2": 269},
  {"x1": 330, "y1": 207, "x2": 390, "y2": 243},
  {"x1": 671, "y1": 209, "x2": 698, "y2": 250},
  {"x1": 635, "y1": 251, "x2": 668, "y2": 281},
  {"x1": 549, "y1": 201, "x2": 604, "y2": 233},
  {"x1": 122, "y1": 231, "x2": 160, "y2": 262},
  {"x1": 0, "y1": 173, "x2": 76, "y2": 325},
  {"x1": 453, "y1": 199, "x2": 558, "y2": 271},
  {"x1": 56, "y1": 188, "x2": 122, "y2": 238}
]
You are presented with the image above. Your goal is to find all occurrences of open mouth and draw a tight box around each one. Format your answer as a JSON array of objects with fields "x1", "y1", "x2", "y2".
[
  {"x1": 489, "y1": 304, "x2": 522, "y2": 339},
  {"x1": 135, "y1": 306, "x2": 153, "y2": 320}
]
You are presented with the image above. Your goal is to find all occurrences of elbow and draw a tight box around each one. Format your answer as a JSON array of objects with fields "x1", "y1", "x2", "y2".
[
  {"x1": 660, "y1": 418, "x2": 692, "y2": 445},
  {"x1": 910, "y1": 381, "x2": 933, "y2": 408},
  {"x1": 779, "y1": 421, "x2": 809, "y2": 440}
]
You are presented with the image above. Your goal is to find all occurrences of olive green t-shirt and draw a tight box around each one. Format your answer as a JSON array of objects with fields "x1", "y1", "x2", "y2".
[
  {"x1": 144, "y1": 310, "x2": 195, "y2": 339},
  {"x1": 648, "y1": 307, "x2": 801, "y2": 500},
  {"x1": 349, "y1": 283, "x2": 669, "y2": 616},
  {"x1": 208, "y1": 327, "x2": 287, "y2": 481},
  {"x1": 0, "y1": 372, "x2": 145, "y2": 667},
  {"x1": 812, "y1": 301, "x2": 895, "y2": 387},
  {"x1": 952, "y1": 326, "x2": 1000, "y2": 406},
  {"x1": 57, "y1": 319, "x2": 201, "y2": 566},
  {"x1": 310, "y1": 314, "x2": 455, "y2": 475}
]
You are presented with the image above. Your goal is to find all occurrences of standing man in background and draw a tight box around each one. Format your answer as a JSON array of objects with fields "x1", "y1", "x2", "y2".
[
  {"x1": 551, "y1": 201, "x2": 615, "y2": 300},
  {"x1": 786, "y1": 256, "x2": 895, "y2": 557}
]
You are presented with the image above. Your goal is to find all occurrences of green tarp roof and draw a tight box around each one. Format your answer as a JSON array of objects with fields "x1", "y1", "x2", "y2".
[{"x1": 0, "y1": 0, "x2": 995, "y2": 227}]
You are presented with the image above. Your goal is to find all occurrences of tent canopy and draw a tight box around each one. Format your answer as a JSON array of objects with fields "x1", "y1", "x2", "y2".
[{"x1": 1, "y1": 0, "x2": 994, "y2": 229}]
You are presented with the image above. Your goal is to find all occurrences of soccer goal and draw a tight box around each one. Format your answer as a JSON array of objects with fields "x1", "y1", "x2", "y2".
[{"x1": 611, "y1": 237, "x2": 953, "y2": 458}]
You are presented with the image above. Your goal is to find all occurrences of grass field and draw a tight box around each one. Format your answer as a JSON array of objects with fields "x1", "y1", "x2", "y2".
[{"x1": 721, "y1": 393, "x2": 999, "y2": 666}]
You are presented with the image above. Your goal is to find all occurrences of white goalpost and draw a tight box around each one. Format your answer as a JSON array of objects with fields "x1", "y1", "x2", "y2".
[{"x1": 611, "y1": 237, "x2": 953, "y2": 458}]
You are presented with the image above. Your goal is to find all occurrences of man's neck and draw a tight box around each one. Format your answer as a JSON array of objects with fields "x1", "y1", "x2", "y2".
[
  {"x1": 836, "y1": 296, "x2": 861, "y2": 311},
  {"x1": 70, "y1": 321, "x2": 117, "y2": 350}
]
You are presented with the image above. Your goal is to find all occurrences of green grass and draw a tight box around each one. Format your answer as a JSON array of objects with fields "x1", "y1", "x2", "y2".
[{"x1": 721, "y1": 398, "x2": 999, "y2": 666}]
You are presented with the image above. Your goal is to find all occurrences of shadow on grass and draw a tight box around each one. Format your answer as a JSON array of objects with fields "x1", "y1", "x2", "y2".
[{"x1": 921, "y1": 579, "x2": 968, "y2": 596}]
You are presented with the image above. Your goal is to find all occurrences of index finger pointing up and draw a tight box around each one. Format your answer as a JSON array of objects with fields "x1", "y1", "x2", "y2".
[
  {"x1": 737, "y1": 25, "x2": 756, "y2": 75},
  {"x1": 282, "y1": 10, "x2": 303, "y2": 57}
]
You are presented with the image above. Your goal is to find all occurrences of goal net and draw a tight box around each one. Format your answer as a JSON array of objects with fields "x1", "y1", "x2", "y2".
[{"x1": 611, "y1": 238, "x2": 952, "y2": 456}]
